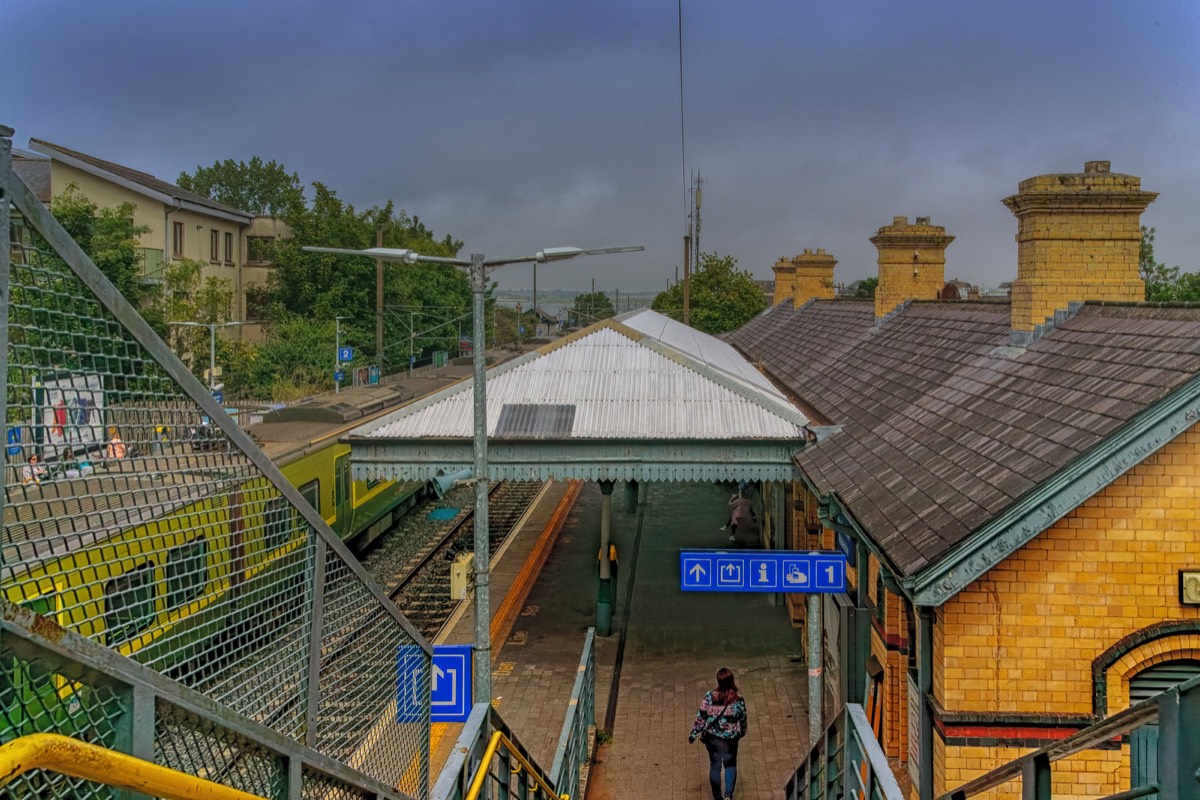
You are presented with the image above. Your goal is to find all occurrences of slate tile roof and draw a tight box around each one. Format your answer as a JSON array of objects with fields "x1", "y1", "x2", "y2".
[
  {"x1": 726, "y1": 299, "x2": 1200, "y2": 577},
  {"x1": 29, "y1": 138, "x2": 251, "y2": 219}
]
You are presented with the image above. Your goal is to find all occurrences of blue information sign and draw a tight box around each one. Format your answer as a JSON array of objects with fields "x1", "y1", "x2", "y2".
[
  {"x1": 431, "y1": 645, "x2": 472, "y2": 722},
  {"x1": 395, "y1": 644, "x2": 426, "y2": 723},
  {"x1": 395, "y1": 644, "x2": 473, "y2": 723},
  {"x1": 338, "y1": 346, "x2": 354, "y2": 362},
  {"x1": 211, "y1": 389, "x2": 224, "y2": 406},
  {"x1": 334, "y1": 370, "x2": 344, "y2": 382},
  {"x1": 679, "y1": 549, "x2": 847, "y2": 593},
  {"x1": 6, "y1": 427, "x2": 21, "y2": 457}
]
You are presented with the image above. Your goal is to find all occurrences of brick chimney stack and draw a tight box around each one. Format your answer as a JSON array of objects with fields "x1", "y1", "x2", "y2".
[
  {"x1": 1003, "y1": 161, "x2": 1157, "y2": 344},
  {"x1": 771, "y1": 256, "x2": 796, "y2": 306},
  {"x1": 772, "y1": 249, "x2": 838, "y2": 306},
  {"x1": 871, "y1": 216, "x2": 955, "y2": 320}
]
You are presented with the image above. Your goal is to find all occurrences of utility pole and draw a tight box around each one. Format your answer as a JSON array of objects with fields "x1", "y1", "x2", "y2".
[
  {"x1": 375, "y1": 226, "x2": 384, "y2": 371},
  {"x1": 691, "y1": 171, "x2": 706, "y2": 269}
]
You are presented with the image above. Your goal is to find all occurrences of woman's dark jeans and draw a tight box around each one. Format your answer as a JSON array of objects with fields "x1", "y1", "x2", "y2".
[{"x1": 703, "y1": 736, "x2": 740, "y2": 799}]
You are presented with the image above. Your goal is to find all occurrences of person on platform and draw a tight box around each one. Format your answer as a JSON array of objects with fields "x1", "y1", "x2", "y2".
[
  {"x1": 21, "y1": 453, "x2": 48, "y2": 485},
  {"x1": 688, "y1": 667, "x2": 749, "y2": 800},
  {"x1": 105, "y1": 427, "x2": 127, "y2": 460},
  {"x1": 720, "y1": 493, "x2": 756, "y2": 543}
]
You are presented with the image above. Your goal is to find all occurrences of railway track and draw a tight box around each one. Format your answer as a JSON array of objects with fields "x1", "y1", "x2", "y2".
[{"x1": 368, "y1": 479, "x2": 545, "y2": 640}]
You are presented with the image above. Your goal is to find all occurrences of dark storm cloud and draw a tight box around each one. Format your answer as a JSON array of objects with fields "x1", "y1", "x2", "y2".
[{"x1": 5, "y1": 0, "x2": 1199, "y2": 292}]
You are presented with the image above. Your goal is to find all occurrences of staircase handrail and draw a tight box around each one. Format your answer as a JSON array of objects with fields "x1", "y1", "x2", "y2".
[
  {"x1": 940, "y1": 674, "x2": 1200, "y2": 800},
  {"x1": 0, "y1": 733, "x2": 266, "y2": 800}
]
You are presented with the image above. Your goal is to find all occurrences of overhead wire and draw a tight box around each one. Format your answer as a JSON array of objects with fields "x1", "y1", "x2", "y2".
[{"x1": 678, "y1": 0, "x2": 688, "y2": 224}]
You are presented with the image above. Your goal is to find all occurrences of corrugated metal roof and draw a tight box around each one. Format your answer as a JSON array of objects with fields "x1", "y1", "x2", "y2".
[
  {"x1": 346, "y1": 311, "x2": 817, "y2": 482},
  {"x1": 354, "y1": 314, "x2": 810, "y2": 442}
]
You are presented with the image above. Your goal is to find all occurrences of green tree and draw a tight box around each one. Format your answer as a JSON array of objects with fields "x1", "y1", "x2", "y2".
[
  {"x1": 178, "y1": 157, "x2": 305, "y2": 216},
  {"x1": 567, "y1": 292, "x2": 616, "y2": 327},
  {"x1": 47, "y1": 183, "x2": 151, "y2": 307},
  {"x1": 272, "y1": 182, "x2": 467, "y2": 366},
  {"x1": 854, "y1": 277, "x2": 879, "y2": 299},
  {"x1": 221, "y1": 315, "x2": 335, "y2": 401},
  {"x1": 651, "y1": 252, "x2": 765, "y2": 334},
  {"x1": 142, "y1": 258, "x2": 235, "y2": 381}
]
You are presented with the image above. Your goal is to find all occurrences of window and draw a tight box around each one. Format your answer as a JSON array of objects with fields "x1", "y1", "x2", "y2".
[
  {"x1": 335, "y1": 455, "x2": 350, "y2": 509},
  {"x1": 210, "y1": 229, "x2": 219, "y2": 262},
  {"x1": 247, "y1": 236, "x2": 274, "y2": 263},
  {"x1": 299, "y1": 479, "x2": 320, "y2": 515},
  {"x1": 224, "y1": 232, "x2": 234, "y2": 264},
  {"x1": 166, "y1": 538, "x2": 208, "y2": 609},
  {"x1": 245, "y1": 285, "x2": 269, "y2": 322},
  {"x1": 263, "y1": 497, "x2": 291, "y2": 552},
  {"x1": 105, "y1": 563, "x2": 156, "y2": 646},
  {"x1": 172, "y1": 221, "x2": 184, "y2": 257}
]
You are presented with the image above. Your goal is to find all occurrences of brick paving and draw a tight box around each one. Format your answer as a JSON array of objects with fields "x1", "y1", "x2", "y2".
[{"x1": 434, "y1": 480, "x2": 813, "y2": 799}]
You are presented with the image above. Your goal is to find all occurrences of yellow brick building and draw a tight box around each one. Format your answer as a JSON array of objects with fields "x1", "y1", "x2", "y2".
[{"x1": 730, "y1": 161, "x2": 1199, "y2": 798}]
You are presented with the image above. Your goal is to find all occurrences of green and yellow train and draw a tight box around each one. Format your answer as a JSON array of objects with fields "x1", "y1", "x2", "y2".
[{"x1": 1, "y1": 380, "x2": 455, "y2": 738}]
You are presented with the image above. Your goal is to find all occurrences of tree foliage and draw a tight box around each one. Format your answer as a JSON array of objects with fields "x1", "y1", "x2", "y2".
[
  {"x1": 270, "y1": 182, "x2": 468, "y2": 365},
  {"x1": 1139, "y1": 225, "x2": 1200, "y2": 302},
  {"x1": 178, "y1": 157, "x2": 305, "y2": 216},
  {"x1": 854, "y1": 277, "x2": 879, "y2": 299},
  {"x1": 651, "y1": 252, "x2": 765, "y2": 334},
  {"x1": 47, "y1": 183, "x2": 151, "y2": 308},
  {"x1": 567, "y1": 292, "x2": 616, "y2": 327}
]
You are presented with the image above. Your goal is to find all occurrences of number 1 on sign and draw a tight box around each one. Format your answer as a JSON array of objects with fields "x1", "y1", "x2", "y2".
[{"x1": 825, "y1": 565, "x2": 836, "y2": 583}]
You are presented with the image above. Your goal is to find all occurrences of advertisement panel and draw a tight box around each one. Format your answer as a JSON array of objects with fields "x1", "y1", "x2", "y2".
[{"x1": 32, "y1": 372, "x2": 106, "y2": 461}]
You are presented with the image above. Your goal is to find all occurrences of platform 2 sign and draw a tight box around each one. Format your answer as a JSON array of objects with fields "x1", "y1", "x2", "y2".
[
  {"x1": 679, "y1": 549, "x2": 847, "y2": 593},
  {"x1": 396, "y1": 644, "x2": 473, "y2": 723}
]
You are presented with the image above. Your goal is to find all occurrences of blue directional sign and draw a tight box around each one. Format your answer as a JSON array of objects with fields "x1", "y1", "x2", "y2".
[
  {"x1": 211, "y1": 389, "x2": 224, "y2": 406},
  {"x1": 395, "y1": 644, "x2": 427, "y2": 723},
  {"x1": 334, "y1": 370, "x2": 345, "y2": 383},
  {"x1": 431, "y1": 645, "x2": 472, "y2": 722},
  {"x1": 395, "y1": 644, "x2": 473, "y2": 723},
  {"x1": 680, "y1": 549, "x2": 846, "y2": 593},
  {"x1": 338, "y1": 346, "x2": 354, "y2": 362}
]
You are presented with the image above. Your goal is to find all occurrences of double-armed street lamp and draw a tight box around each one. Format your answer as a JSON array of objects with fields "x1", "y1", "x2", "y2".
[
  {"x1": 168, "y1": 320, "x2": 247, "y2": 396},
  {"x1": 303, "y1": 243, "x2": 643, "y2": 703}
]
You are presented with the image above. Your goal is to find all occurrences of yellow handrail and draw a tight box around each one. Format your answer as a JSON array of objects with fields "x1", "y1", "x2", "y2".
[
  {"x1": 0, "y1": 733, "x2": 266, "y2": 800},
  {"x1": 464, "y1": 731, "x2": 568, "y2": 800}
]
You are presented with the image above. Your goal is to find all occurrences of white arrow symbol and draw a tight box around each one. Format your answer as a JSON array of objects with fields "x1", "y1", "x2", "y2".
[
  {"x1": 689, "y1": 563, "x2": 707, "y2": 581},
  {"x1": 721, "y1": 563, "x2": 740, "y2": 578},
  {"x1": 432, "y1": 662, "x2": 458, "y2": 706}
]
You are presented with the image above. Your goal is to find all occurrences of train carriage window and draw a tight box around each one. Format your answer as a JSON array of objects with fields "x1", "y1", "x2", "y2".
[
  {"x1": 299, "y1": 479, "x2": 320, "y2": 515},
  {"x1": 104, "y1": 563, "x2": 156, "y2": 646},
  {"x1": 264, "y1": 496, "x2": 291, "y2": 552},
  {"x1": 166, "y1": 538, "x2": 208, "y2": 609}
]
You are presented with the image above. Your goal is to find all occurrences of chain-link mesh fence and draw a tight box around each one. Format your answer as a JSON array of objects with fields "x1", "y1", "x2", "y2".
[{"x1": 2, "y1": 131, "x2": 430, "y2": 798}]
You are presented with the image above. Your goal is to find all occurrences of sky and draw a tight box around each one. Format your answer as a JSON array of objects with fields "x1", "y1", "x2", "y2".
[{"x1": 4, "y1": 1, "x2": 1199, "y2": 294}]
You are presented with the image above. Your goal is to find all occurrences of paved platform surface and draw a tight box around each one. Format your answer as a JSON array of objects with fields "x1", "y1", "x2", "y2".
[{"x1": 434, "y1": 479, "x2": 814, "y2": 799}]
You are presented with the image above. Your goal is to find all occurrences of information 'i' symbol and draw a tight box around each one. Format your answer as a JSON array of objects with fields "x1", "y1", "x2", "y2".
[{"x1": 759, "y1": 563, "x2": 768, "y2": 583}]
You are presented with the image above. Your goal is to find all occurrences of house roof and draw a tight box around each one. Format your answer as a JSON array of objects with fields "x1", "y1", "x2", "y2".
[
  {"x1": 727, "y1": 299, "x2": 1200, "y2": 595},
  {"x1": 346, "y1": 309, "x2": 815, "y2": 483},
  {"x1": 28, "y1": 138, "x2": 253, "y2": 223}
]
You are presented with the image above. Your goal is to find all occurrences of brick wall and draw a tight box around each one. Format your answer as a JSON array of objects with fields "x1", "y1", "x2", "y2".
[{"x1": 932, "y1": 424, "x2": 1200, "y2": 796}]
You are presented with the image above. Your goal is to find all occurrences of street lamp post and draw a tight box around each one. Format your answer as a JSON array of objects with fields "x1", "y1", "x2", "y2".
[
  {"x1": 168, "y1": 320, "x2": 247, "y2": 394},
  {"x1": 303, "y1": 243, "x2": 642, "y2": 704}
]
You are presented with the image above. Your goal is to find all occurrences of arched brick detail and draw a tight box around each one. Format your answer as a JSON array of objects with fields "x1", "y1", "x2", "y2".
[{"x1": 1092, "y1": 620, "x2": 1200, "y2": 715}]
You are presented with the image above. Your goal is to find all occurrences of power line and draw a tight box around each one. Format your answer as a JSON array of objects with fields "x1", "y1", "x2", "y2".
[{"x1": 678, "y1": 0, "x2": 688, "y2": 222}]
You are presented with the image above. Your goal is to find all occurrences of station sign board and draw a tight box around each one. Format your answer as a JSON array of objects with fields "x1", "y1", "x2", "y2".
[{"x1": 679, "y1": 549, "x2": 847, "y2": 593}]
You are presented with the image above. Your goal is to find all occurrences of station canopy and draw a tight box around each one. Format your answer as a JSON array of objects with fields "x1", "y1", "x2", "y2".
[{"x1": 344, "y1": 309, "x2": 820, "y2": 483}]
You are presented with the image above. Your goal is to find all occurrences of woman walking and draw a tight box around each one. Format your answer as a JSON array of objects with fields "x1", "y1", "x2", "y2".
[{"x1": 688, "y1": 667, "x2": 748, "y2": 800}]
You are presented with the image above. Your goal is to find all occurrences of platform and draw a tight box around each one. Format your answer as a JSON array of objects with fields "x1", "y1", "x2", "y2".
[{"x1": 433, "y1": 480, "x2": 814, "y2": 799}]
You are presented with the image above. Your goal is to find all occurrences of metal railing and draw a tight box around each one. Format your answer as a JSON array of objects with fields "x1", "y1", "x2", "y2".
[
  {"x1": 785, "y1": 703, "x2": 904, "y2": 800},
  {"x1": 2, "y1": 126, "x2": 432, "y2": 797},
  {"x1": 431, "y1": 704, "x2": 561, "y2": 800},
  {"x1": 549, "y1": 628, "x2": 595, "y2": 800},
  {"x1": 941, "y1": 675, "x2": 1200, "y2": 800}
]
